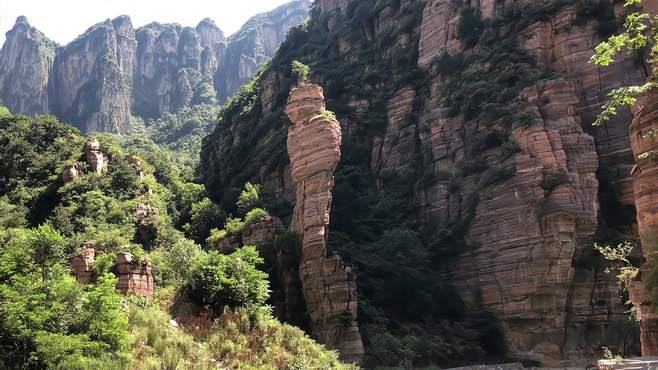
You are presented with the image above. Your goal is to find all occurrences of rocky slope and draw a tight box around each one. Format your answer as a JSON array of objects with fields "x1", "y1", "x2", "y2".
[
  {"x1": 0, "y1": 0, "x2": 309, "y2": 133},
  {"x1": 200, "y1": 0, "x2": 653, "y2": 366}
]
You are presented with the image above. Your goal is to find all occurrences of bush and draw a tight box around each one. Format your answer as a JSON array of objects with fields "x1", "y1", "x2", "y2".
[
  {"x1": 291, "y1": 60, "x2": 310, "y2": 84},
  {"x1": 187, "y1": 246, "x2": 270, "y2": 310},
  {"x1": 236, "y1": 182, "x2": 262, "y2": 216},
  {"x1": 457, "y1": 7, "x2": 485, "y2": 48},
  {"x1": 541, "y1": 169, "x2": 570, "y2": 193},
  {"x1": 244, "y1": 208, "x2": 269, "y2": 225},
  {"x1": 184, "y1": 198, "x2": 226, "y2": 244}
]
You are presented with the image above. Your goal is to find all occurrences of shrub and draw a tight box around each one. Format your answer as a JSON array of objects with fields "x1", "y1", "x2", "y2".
[
  {"x1": 244, "y1": 208, "x2": 269, "y2": 225},
  {"x1": 187, "y1": 246, "x2": 270, "y2": 310},
  {"x1": 541, "y1": 169, "x2": 570, "y2": 193},
  {"x1": 184, "y1": 198, "x2": 226, "y2": 244},
  {"x1": 291, "y1": 60, "x2": 310, "y2": 84},
  {"x1": 236, "y1": 182, "x2": 262, "y2": 216},
  {"x1": 457, "y1": 7, "x2": 485, "y2": 48}
]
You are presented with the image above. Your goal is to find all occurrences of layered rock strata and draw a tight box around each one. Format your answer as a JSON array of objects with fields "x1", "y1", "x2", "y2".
[
  {"x1": 116, "y1": 252, "x2": 154, "y2": 298},
  {"x1": 71, "y1": 247, "x2": 154, "y2": 298},
  {"x1": 284, "y1": 84, "x2": 363, "y2": 363},
  {"x1": 629, "y1": 89, "x2": 658, "y2": 356}
]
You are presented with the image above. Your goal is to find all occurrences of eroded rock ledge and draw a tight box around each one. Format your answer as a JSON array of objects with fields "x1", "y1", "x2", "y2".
[{"x1": 285, "y1": 84, "x2": 364, "y2": 363}]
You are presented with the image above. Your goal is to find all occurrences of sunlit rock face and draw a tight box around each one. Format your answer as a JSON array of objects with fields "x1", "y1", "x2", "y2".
[
  {"x1": 0, "y1": 16, "x2": 56, "y2": 115},
  {"x1": 49, "y1": 16, "x2": 136, "y2": 134}
]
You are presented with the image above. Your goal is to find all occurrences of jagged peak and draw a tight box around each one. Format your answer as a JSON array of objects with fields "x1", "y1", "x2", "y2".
[
  {"x1": 14, "y1": 16, "x2": 29, "y2": 26},
  {"x1": 197, "y1": 17, "x2": 219, "y2": 30},
  {"x1": 228, "y1": 0, "x2": 310, "y2": 41}
]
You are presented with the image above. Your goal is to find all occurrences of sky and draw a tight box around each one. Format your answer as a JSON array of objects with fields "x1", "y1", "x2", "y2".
[{"x1": 0, "y1": 0, "x2": 294, "y2": 46}]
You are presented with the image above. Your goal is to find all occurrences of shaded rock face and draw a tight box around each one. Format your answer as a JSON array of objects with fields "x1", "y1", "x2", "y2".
[
  {"x1": 0, "y1": 16, "x2": 56, "y2": 115},
  {"x1": 214, "y1": 0, "x2": 310, "y2": 101},
  {"x1": 50, "y1": 16, "x2": 136, "y2": 134},
  {"x1": 629, "y1": 90, "x2": 658, "y2": 356},
  {"x1": 207, "y1": 215, "x2": 310, "y2": 331},
  {"x1": 285, "y1": 84, "x2": 363, "y2": 364},
  {"x1": 415, "y1": 0, "x2": 645, "y2": 364}
]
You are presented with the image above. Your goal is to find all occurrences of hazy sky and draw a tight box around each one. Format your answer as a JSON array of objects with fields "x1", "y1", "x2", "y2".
[{"x1": 0, "y1": 0, "x2": 294, "y2": 45}]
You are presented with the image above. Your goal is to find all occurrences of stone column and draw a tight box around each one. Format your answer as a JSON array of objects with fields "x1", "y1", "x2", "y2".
[{"x1": 285, "y1": 84, "x2": 364, "y2": 363}]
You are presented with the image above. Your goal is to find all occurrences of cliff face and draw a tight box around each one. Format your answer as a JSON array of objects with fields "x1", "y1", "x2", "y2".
[
  {"x1": 200, "y1": 0, "x2": 650, "y2": 366},
  {"x1": 133, "y1": 20, "x2": 224, "y2": 118},
  {"x1": 214, "y1": 0, "x2": 311, "y2": 102},
  {"x1": 629, "y1": 89, "x2": 658, "y2": 356},
  {"x1": 0, "y1": 1, "x2": 309, "y2": 133},
  {"x1": 50, "y1": 16, "x2": 136, "y2": 134},
  {"x1": 0, "y1": 16, "x2": 56, "y2": 115}
]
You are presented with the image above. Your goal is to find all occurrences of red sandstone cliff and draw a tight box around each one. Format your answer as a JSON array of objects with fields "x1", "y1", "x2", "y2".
[{"x1": 200, "y1": 0, "x2": 655, "y2": 365}]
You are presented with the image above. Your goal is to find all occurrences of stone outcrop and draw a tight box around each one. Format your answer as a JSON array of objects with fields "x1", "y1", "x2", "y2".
[
  {"x1": 84, "y1": 139, "x2": 110, "y2": 174},
  {"x1": 195, "y1": 0, "x2": 655, "y2": 365},
  {"x1": 62, "y1": 139, "x2": 110, "y2": 182},
  {"x1": 285, "y1": 84, "x2": 363, "y2": 364},
  {"x1": 116, "y1": 252, "x2": 154, "y2": 298},
  {"x1": 71, "y1": 244, "x2": 97, "y2": 284},
  {"x1": 214, "y1": 0, "x2": 310, "y2": 101},
  {"x1": 71, "y1": 246, "x2": 154, "y2": 298},
  {"x1": 132, "y1": 20, "x2": 223, "y2": 118},
  {"x1": 628, "y1": 89, "x2": 658, "y2": 356},
  {"x1": 0, "y1": 16, "x2": 56, "y2": 115}
]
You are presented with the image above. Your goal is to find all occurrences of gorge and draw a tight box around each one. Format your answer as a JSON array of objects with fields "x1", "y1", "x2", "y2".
[{"x1": 1, "y1": 0, "x2": 658, "y2": 368}]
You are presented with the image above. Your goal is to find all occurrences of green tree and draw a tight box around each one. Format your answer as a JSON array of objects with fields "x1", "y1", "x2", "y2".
[
  {"x1": 236, "y1": 182, "x2": 262, "y2": 216},
  {"x1": 184, "y1": 198, "x2": 226, "y2": 244},
  {"x1": 187, "y1": 246, "x2": 269, "y2": 310},
  {"x1": 591, "y1": 0, "x2": 657, "y2": 125},
  {"x1": 291, "y1": 60, "x2": 310, "y2": 84},
  {"x1": 28, "y1": 224, "x2": 68, "y2": 279}
]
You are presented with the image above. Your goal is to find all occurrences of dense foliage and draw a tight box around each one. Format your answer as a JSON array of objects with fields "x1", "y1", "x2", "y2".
[{"x1": 0, "y1": 111, "x2": 350, "y2": 369}]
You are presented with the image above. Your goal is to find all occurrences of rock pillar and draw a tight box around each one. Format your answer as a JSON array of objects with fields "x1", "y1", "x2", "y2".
[{"x1": 285, "y1": 84, "x2": 363, "y2": 363}]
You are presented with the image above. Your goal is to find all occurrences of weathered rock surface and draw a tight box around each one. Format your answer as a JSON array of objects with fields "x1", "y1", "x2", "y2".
[
  {"x1": 285, "y1": 84, "x2": 363, "y2": 363},
  {"x1": 0, "y1": 17, "x2": 56, "y2": 115},
  {"x1": 84, "y1": 139, "x2": 110, "y2": 174},
  {"x1": 71, "y1": 247, "x2": 153, "y2": 298},
  {"x1": 197, "y1": 0, "x2": 654, "y2": 365},
  {"x1": 414, "y1": 0, "x2": 642, "y2": 364},
  {"x1": 71, "y1": 244, "x2": 97, "y2": 284},
  {"x1": 116, "y1": 252, "x2": 154, "y2": 298},
  {"x1": 628, "y1": 89, "x2": 658, "y2": 356}
]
